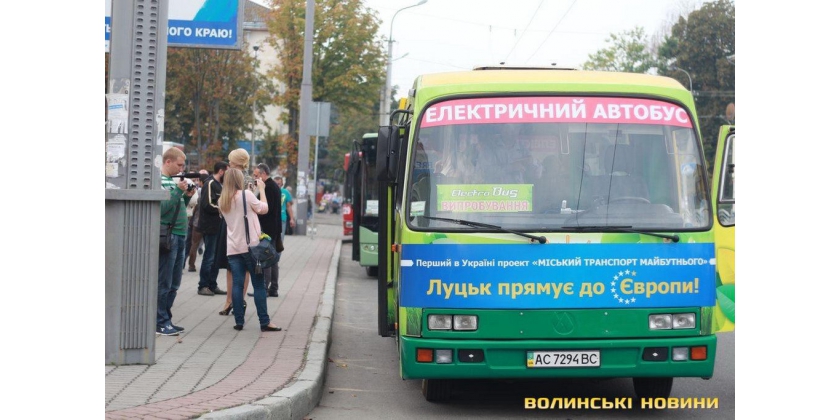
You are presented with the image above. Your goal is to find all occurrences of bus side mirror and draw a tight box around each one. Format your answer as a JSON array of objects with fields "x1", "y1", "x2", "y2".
[{"x1": 376, "y1": 126, "x2": 396, "y2": 182}]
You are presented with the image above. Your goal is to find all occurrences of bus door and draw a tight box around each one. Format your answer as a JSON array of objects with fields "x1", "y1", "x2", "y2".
[{"x1": 712, "y1": 125, "x2": 735, "y2": 332}]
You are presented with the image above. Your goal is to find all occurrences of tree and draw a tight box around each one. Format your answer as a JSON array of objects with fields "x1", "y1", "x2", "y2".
[
  {"x1": 164, "y1": 47, "x2": 273, "y2": 168},
  {"x1": 320, "y1": 102, "x2": 381, "y2": 183},
  {"x1": 581, "y1": 26, "x2": 657, "y2": 73},
  {"x1": 658, "y1": 0, "x2": 735, "y2": 168},
  {"x1": 265, "y1": 0, "x2": 386, "y2": 191}
]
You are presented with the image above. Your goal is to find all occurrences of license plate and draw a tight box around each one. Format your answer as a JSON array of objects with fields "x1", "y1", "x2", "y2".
[{"x1": 527, "y1": 350, "x2": 600, "y2": 368}]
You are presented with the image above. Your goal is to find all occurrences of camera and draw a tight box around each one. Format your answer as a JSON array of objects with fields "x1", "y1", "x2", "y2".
[
  {"x1": 187, "y1": 183, "x2": 196, "y2": 192},
  {"x1": 173, "y1": 172, "x2": 202, "y2": 180}
]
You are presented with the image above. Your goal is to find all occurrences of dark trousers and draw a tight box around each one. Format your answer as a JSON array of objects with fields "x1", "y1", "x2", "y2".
[
  {"x1": 198, "y1": 232, "x2": 220, "y2": 291},
  {"x1": 265, "y1": 237, "x2": 279, "y2": 293},
  {"x1": 158, "y1": 234, "x2": 185, "y2": 328}
]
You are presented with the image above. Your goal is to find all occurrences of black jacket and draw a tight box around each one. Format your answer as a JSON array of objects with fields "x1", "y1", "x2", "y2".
[
  {"x1": 197, "y1": 177, "x2": 224, "y2": 235},
  {"x1": 257, "y1": 178, "x2": 284, "y2": 252}
]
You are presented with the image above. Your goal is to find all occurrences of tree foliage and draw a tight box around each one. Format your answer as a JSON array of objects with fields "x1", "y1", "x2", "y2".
[
  {"x1": 579, "y1": 1, "x2": 734, "y2": 171},
  {"x1": 164, "y1": 47, "x2": 273, "y2": 169},
  {"x1": 581, "y1": 27, "x2": 657, "y2": 73},
  {"x1": 658, "y1": 0, "x2": 735, "y2": 168},
  {"x1": 265, "y1": 0, "x2": 386, "y2": 189}
]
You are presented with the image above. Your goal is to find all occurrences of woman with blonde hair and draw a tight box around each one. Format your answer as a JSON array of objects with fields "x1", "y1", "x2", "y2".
[
  {"x1": 217, "y1": 150, "x2": 252, "y2": 315},
  {"x1": 218, "y1": 161, "x2": 281, "y2": 332},
  {"x1": 227, "y1": 148, "x2": 249, "y2": 169}
]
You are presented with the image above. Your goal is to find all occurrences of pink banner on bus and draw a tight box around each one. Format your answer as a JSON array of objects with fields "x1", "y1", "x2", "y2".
[{"x1": 420, "y1": 97, "x2": 693, "y2": 128}]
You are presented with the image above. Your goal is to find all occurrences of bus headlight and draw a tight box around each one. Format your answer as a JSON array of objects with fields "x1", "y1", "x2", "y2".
[
  {"x1": 453, "y1": 315, "x2": 478, "y2": 331},
  {"x1": 672, "y1": 313, "x2": 695, "y2": 329},
  {"x1": 649, "y1": 313, "x2": 695, "y2": 330},
  {"x1": 649, "y1": 314, "x2": 673, "y2": 330},
  {"x1": 428, "y1": 315, "x2": 452, "y2": 330}
]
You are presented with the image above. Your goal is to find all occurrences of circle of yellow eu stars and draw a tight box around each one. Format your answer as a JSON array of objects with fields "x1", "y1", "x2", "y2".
[{"x1": 612, "y1": 269, "x2": 637, "y2": 305}]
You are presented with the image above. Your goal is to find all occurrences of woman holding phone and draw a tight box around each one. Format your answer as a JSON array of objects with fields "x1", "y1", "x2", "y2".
[{"x1": 217, "y1": 149, "x2": 281, "y2": 332}]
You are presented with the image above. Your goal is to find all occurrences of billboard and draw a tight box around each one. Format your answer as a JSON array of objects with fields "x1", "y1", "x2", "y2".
[{"x1": 106, "y1": 0, "x2": 244, "y2": 51}]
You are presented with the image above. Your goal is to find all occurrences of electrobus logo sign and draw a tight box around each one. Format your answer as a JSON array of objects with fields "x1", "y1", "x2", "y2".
[
  {"x1": 420, "y1": 97, "x2": 692, "y2": 129},
  {"x1": 437, "y1": 184, "x2": 533, "y2": 212},
  {"x1": 400, "y1": 244, "x2": 715, "y2": 309}
]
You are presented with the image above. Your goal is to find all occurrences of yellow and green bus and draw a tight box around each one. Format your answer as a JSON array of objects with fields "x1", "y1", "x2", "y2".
[{"x1": 375, "y1": 66, "x2": 731, "y2": 402}]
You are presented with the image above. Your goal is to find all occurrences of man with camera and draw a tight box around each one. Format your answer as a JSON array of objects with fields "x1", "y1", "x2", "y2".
[
  {"x1": 158, "y1": 147, "x2": 196, "y2": 337},
  {"x1": 197, "y1": 161, "x2": 228, "y2": 297}
]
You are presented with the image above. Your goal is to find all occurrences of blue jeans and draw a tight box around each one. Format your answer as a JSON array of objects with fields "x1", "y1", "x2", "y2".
[
  {"x1": 158, "y1": 233, "x2": 186, "y2": 327},
  {"x1": 228, "y1": 253, "x2": 271, "y2": 327},
  {"x1": 198, "y1": 232, "x2": 220, "y2": 290}
]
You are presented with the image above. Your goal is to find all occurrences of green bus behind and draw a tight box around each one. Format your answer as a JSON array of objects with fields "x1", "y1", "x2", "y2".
[{"x1": 347, "y1": 132, "x2": 380, "y2": 276}]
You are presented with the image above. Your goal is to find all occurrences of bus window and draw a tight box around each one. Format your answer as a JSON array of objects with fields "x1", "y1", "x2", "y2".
[{"x1": 408, "y1": 110, "x2": 709, "y2": 231}]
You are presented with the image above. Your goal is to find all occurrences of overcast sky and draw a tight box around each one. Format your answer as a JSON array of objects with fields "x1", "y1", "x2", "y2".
[
  {"x1": 364, "y1": 0, "x2": 714, "y2": 97},
  {"x1": 251, "y1": 0, "x2": 716, "y2": 98}
]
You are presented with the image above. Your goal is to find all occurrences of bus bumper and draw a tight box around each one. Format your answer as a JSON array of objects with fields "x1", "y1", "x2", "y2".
[{"x1": 400, "y1": 335, "x2": 716, "y2": 379}]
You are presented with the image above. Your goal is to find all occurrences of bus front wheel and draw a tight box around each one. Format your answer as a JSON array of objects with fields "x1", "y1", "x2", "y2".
[
  {"x1": 632, "y1": 377, "x2": 673, "y2": 399},
  {"x1": 422, "y1": 379, "x2": 452, "y2": 402},
  {"x1": 366, "y1": 266, "x2": 378, "y2": 277}
]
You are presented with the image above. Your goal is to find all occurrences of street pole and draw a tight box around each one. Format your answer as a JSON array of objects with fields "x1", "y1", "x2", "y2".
[
  {"x1": 669, "y1": 64, "x2": 693, "y2": 97},
  {"x1": 380, "y1": 0, "x2": 428, "y2": 126},
  {"x1": 250, "y1": 45, "x2": 259, "y2": 168},
  {"x1": 311, "y1": 105, "x2": 321, "y2": 239},
  {"x1": 105, "y1": 0, "x2": 170, "y2": 365},
  {"x1": 295, "y1": 0, "x2": 315, "y2": 235}
]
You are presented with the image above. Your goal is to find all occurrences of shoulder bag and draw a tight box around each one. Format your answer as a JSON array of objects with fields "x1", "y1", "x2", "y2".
[
  {"x1": 243, "y1": 191, "x2": 280, "y2": 273},
  {"x1": 160, "y1": 195, "x2": 180, "y2": 253}
]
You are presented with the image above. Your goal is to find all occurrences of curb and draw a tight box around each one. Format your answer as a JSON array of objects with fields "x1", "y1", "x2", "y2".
[{"x1": 200, "y1": 240, "x2": 340, "y2": 420}]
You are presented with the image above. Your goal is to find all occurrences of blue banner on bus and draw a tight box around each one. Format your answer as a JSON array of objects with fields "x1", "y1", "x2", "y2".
[{"x1": 400, "y1": 243, "x2": 715, "y2": 309}]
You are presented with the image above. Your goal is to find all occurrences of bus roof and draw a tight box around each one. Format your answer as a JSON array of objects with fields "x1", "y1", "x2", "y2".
[{"x1": 413, "y1": 69, "x2": 689, "y2": 102}]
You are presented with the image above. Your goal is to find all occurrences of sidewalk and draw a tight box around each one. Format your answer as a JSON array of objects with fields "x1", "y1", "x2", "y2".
[{"x1": 105, "y1": 214, "x2": 344, "y2": 420}]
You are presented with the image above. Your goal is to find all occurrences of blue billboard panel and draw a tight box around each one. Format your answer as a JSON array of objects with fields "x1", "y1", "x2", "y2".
[
  {"x1": 106, "y1": 0, "x2": 244, "y2": 51},
  {"x1": 235, "y1": 140, "x2": 263, "y2": 156},
  {"x1": 400, "y1": 243, "x2": 716, "y2": 309}
]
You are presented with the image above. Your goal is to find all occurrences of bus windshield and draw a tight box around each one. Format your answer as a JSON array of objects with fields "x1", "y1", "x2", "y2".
[{"x1": 406, "y1": 96, "x2": 709, "y2": 232}]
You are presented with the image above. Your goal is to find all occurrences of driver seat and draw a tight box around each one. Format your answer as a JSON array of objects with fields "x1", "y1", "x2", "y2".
[{"x1": 602, "y1": 144, "x2": 649, "y2": 202}]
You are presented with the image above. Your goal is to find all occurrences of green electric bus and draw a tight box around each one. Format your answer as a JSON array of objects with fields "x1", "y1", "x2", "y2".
[
  {"x1": 375, "y1": 66, "x2": 729, "y2": 402},
  {"x1": 346, "y1": 132, "x2": 380, "y2": 277}
]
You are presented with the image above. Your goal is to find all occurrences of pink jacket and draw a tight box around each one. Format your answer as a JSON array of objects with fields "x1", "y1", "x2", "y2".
[{"x1": 221, "y1": 190, "x2": 268, "y2": 256}]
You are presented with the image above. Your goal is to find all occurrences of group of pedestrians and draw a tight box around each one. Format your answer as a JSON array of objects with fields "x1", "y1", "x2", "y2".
[{"x1": 157, "y1": 147, "x2": 291, "y2": 336}]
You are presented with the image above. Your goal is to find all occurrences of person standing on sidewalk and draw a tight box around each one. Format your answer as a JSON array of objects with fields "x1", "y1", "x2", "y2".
[
  {"x1": 218, "y1": 157, "x2": 282, "y2": 332},
  {"x1": 253, "y1": 163, "x2": 283, "y2": 297},
  {"x1": 217, "y1": 150, "x2": 252, "y2": 315},
  {"x1": 185, "y1": 169, "x2": 209, "y2": 272},
  {"x1": 274, "y1": 175, "x2": 296, "y2": 243},
  {"x1": 197, "y1": 162, "x2": 228, "y2": 296},
  {"x1": 158, "y1": 147, "x2": 195, "y2": 336}
]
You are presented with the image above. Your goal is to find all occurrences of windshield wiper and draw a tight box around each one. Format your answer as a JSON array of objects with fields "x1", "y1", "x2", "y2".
[
  {"x1": 566, "y1": 225, "x2": 680, "y2": 242},
  {"x1": 419, "y1": 216, "x2": 548, "y2": 244}
]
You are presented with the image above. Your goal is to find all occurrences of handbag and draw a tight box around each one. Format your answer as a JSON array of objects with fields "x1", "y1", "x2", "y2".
[
  {"x1": 243, "y1": 191, "x2": 280, "y2": 273},
  {"x1": 160, "y1": 195, "x2": 181, "y2": 253}
]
